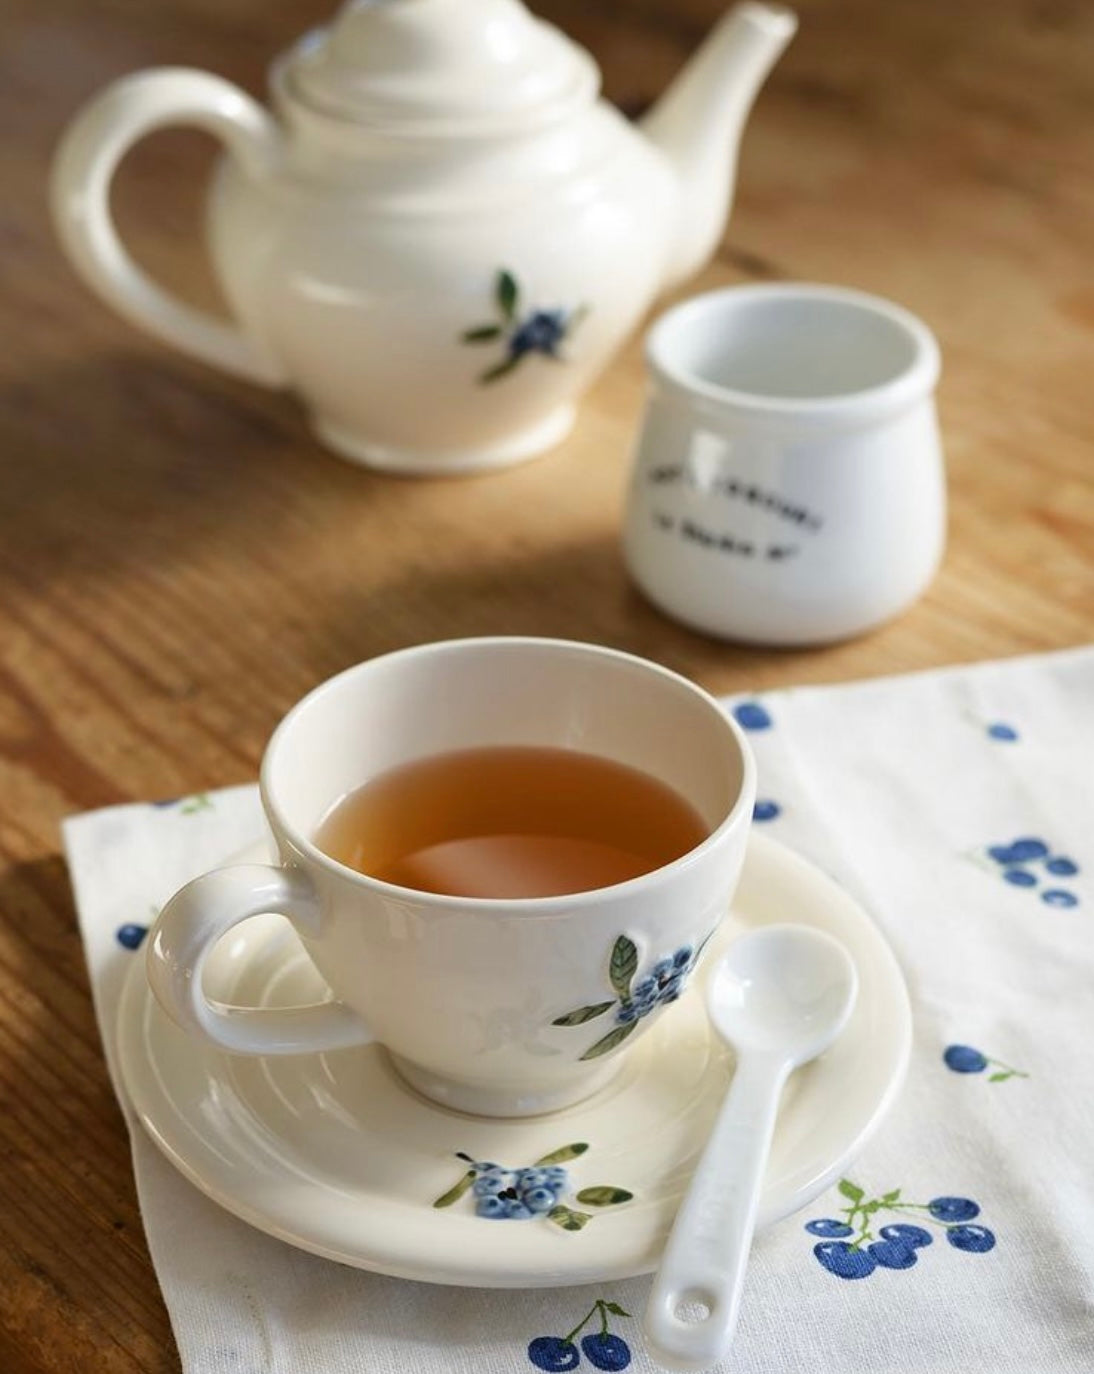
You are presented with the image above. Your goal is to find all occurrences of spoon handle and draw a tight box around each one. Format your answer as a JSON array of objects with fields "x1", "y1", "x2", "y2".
[{"x1": 643, "y1": 1050, "x2": 790, "y2": 1371}]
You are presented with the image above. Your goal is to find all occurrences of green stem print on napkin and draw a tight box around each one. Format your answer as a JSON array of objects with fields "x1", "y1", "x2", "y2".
[{"x1": 528, "y1": 1297, "x2": 633, "y2": 1370}]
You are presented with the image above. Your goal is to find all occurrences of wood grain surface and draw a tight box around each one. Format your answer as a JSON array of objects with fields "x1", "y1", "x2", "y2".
[{"x1": 1, "y1": 0, "x2": 1092, "y2": 1367}]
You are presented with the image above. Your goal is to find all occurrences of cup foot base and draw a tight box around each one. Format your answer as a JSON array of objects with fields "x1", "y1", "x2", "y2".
[
  {"x1": 313, "y1": 406, "x2": 576, "y2": 476},
  {"x1": 389, "y1": 1053, "x2": 624, "y2": 1119}
]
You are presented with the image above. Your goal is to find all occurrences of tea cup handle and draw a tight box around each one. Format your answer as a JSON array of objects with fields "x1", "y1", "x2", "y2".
[
  {"x1": 146, "y1": 864, "x2": 375, "y2": 1055},
  {"x1": 50, "y1": 68, "x2": 286, "y2": 386}
]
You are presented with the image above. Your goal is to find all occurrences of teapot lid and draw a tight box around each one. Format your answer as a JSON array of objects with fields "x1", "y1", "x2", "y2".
[{"x1": 281, "y1": 0, "x2": 599, "y2": 134}]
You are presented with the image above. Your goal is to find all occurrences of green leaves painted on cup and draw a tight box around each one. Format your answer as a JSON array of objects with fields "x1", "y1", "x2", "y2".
[
  {"x1": 433, "y1": 1143, "x2": 632, "y2": 1229},
  {"x1": 551, "y1": 1001, "x2": 616, "y2": 1027},
  {"x1": 609, "y1": 934, "x2": 638, "y2": 1001},
  {"x1": 552, "y1": 932, "x2": 709, "y2": 1060},
  {"x1": 579, "y1": 1021, "x2": 640, "y2": 1061}
]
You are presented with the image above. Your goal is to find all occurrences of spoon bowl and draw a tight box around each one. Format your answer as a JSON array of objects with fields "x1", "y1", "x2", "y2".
[{"x1": 707, "y1": 922, "x2": 859, "y2": 1062}]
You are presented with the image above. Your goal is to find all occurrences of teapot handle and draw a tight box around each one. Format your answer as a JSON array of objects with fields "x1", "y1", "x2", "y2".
[{"x1": 51, "y1": 68, "x2": 286, "y2": 386}]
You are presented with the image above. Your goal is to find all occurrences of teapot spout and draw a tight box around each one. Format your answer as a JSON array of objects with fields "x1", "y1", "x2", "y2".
[{"x1": 642, "y1": 3, "x2": 797, "y2": 291}]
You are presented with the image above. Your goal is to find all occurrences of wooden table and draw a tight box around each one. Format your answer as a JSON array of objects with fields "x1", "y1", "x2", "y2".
[{"x1": 2, "y1": 0, "x2": 1091, "y2": 1368}]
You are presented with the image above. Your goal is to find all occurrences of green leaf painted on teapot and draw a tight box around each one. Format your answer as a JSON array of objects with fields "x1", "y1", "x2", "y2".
[
  {"x1": 462, "y1": 324, "x2": 504, "y2": 343},
  {"x1": 497, "y1": 269, "x2": 520, "y2": 320}
]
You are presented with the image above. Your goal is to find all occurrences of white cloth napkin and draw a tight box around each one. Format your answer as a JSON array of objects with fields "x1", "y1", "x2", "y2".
[{"x1": 63, "y1": 646, "x2": 1094, "y2": 1374}]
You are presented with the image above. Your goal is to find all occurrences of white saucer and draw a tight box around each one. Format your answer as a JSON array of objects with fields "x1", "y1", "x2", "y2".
[{"x1": 116, "y1": 833, "x2": 910, "y2": 1288}]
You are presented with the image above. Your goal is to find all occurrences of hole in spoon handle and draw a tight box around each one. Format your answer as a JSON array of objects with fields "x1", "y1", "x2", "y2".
[
  {"x1": 673, "y1": 1289, "x2": 715, "y2": 1324},
  {"x1": 645, "y1": 1281, "x2": 736, "y2": 1372}
]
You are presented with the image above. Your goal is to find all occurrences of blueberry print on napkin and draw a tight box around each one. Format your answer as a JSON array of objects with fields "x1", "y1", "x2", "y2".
[
  {"x1": 528, "y1": 1298, "x2": 632, "y2": 1371},
  {"x1": 805, "y1": 1179, "x2": 996, "y2": 1279},
  {"x1": 732, "y1": 701, "x2": 773, "y2": 732},
  {"x1": 116, "y1": 903, "x2": 159, "y2": 950},
  {"x1": 943, "y1": 1045, "x2": 1028, "y2": 1082},
  {"x1": 977, "y1": 836, "x2": 1080, "y2": 906}
]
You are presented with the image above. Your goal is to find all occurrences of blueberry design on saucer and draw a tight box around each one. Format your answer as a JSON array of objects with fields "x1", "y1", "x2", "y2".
[
  {"x1": 433, "y1": 1143, "x2": 632, "y2": 1230},
  {"x1": 550, "y1": 933, "x2": 711, "y2": 1060},
  {"x1": 805, "y1": 1179, "x2": 996, "y2": 1279}
]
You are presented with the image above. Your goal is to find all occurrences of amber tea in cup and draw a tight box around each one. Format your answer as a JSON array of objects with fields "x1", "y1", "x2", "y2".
[{"x1": 314, "y1": 745, "x2": 709, "y2": 899}]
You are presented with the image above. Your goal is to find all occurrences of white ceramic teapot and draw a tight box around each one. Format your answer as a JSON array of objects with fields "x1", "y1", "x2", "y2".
[{"x1": 52, "y1": 0, "x2": 796, "y2": 474}]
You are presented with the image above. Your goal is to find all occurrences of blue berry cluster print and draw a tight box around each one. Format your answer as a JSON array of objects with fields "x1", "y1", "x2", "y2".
[
  {"x1": 806, "y1": 1179, "x2": 996, "y2": 1279},
  {"x1": 732, "y1": 701, "x2": 773, "y2": 731},
  {"x1": 461, "y1": 269, "x2": 587, "y2": 384},
  {"x1": 528, "y1": 1299, "x2": 632, "y2": 1371},
  {"x1": 944, "y1": 1044, "x2": 1028, "y2": 1082},
  {"x1": 116, "y1": 903, "x2": 159, "y2": 950},
  {"x1": 980, "y1": 835, "x2": 1080, "y2": 906},
  {"x1": 551, "y1": 933, "x2": 710, "y2": 1060},
  {"x1": 732, "y1": 701, "x2": 781, "y2": 820},
  {"x1": 433, "y1": 1143, "x2": 632, "y2": 1231}
]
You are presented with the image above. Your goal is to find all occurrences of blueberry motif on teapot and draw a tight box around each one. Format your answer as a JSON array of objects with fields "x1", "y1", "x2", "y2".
[{"x1": 462, "y1": 270, "x2": 588, "y2": 384}]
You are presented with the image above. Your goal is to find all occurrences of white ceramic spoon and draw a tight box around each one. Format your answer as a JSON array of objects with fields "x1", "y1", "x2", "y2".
[{"x1": 644, "y1": 923, "x2": 858, "y2": 1371}]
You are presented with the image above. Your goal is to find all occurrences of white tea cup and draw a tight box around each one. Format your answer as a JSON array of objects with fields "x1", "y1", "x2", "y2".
[
  {"x1": 146, "y1": 638, "x2": 756, "y2": 1118},
  {"x1": 623, "y1": 283, "x2": 946, "y2": 645}
]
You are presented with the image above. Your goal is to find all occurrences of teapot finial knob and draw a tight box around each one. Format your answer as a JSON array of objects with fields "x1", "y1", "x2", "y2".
[{"x1": 281, "y1": 0, "x2": 598, "y2": 134}]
